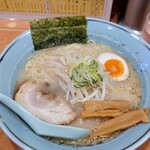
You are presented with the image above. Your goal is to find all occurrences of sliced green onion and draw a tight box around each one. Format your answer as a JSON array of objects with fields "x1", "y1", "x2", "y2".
[
  {"x1": 70, "y1": 55, "x2": 103, "y2": 88},
  {"x1": 89, "y1": 60, "x2": 98, "y2": 69}
]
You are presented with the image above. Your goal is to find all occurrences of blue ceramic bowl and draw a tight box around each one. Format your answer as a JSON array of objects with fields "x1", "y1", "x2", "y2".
[{"x1": 0, "y1": 18, "x2": 150, "y2": 150}]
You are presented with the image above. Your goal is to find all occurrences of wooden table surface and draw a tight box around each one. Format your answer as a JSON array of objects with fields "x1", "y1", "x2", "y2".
[{"x1": 0, "y1": 18, "x2": 150, "y2": 150}]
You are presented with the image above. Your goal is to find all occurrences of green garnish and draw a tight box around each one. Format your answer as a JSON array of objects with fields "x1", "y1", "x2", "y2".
[{"x1": 70, "y1": 56, "x2": 103, "y2": 88}]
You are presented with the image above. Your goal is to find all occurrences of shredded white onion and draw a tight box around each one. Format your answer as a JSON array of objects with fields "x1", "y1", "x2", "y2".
[{"x1": 78, "y1": 89, "x2": 99, "y2": 102}]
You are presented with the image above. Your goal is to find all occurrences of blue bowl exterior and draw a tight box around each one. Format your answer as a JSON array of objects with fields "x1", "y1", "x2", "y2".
[{"x1": 0, "y1": 18, "x2": 150, "y2": 150}]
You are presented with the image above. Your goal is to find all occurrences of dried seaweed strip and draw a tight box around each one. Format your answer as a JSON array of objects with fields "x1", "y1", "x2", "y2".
[
  {"x1": 30, "y1": 16, "x2": 87, "y2": 29},
  {"x1": 31, "y1": 25, "x2": 87, "y2": 50}
]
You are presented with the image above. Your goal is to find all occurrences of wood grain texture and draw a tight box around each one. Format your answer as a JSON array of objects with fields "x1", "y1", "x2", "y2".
[{"x1": 0, "y1": 18, "x2": 149, "y2": 150}]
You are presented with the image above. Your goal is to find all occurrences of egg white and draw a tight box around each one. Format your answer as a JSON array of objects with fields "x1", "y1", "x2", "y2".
[{"x1": 97, "y1": 53, "x2": 129, "y2": 81}]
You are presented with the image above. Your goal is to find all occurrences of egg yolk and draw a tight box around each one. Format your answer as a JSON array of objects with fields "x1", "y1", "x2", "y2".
[{"x1": 104, "y1": 59, "x2": 124, "y2": 77}]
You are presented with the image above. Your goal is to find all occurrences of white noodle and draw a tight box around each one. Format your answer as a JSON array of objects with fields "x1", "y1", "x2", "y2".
[
  {"x1": 76, "y1": 89, "x2": 84, "y2": 100},
  {"x1": 66, "y1": 89, "x2": 70, "y2": 101},
  {"x1": 59, "y1": 80, "x2": 67, "y2": 92},
  {"x1": 24, "y1": 43, "x2": 110, "y2": 104},
  {"x1": 60, "y1": 56, "x2": 66, "y2": 65},
  {"x1": 101, "y1": 81, "x2": 106, "y2": 98},
  {"x1": 81, "y1": 87, "x2": 89, "y2": 97}
]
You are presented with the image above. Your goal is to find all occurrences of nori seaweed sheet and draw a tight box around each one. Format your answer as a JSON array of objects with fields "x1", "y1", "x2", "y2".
[
  {"x1": 30, "y1": 16, "x2": 87, "y2": 29},
  {"x1": 31, "y1": 25, "x2": 87, "y2": 50},
  {"x1": 30, "y1": 16, "x2": 87, "y2": 50}
]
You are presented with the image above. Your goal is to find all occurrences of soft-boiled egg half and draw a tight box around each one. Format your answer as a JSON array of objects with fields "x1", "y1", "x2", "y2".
[{"x1": 97, "y1": 53, "x2": 129, "y2": 81}]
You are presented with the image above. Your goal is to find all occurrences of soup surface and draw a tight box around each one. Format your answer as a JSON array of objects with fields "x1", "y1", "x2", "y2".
[{"x1": 15, "y1": 42, "x2": 141, "y2": 146}]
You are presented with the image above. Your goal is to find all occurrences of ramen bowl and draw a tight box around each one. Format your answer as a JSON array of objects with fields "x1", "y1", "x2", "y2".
[{"x1": 0, "y1": 18, "x2": 150, "y2": 150}]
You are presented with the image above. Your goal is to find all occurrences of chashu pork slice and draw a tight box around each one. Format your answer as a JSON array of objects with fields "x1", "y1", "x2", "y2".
[{"x1": 14, "y1": 80, "x2": 77, "y2": 125}]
